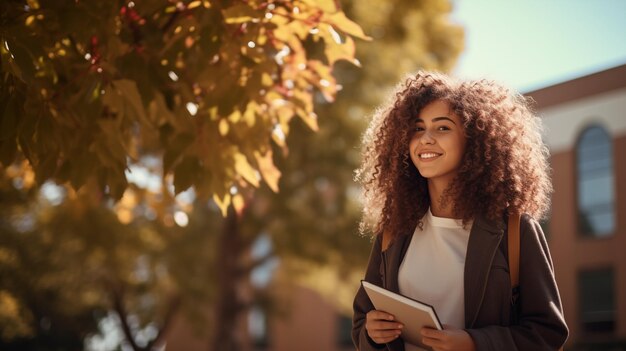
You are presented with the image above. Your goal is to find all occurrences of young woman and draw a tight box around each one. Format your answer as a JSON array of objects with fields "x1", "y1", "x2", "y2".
[{"x1": 352, "y1": 72, "x2": 568, "y2": 351}]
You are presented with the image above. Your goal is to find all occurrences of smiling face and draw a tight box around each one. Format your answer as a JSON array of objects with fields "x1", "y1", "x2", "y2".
[{"x1": 409, "y1": 99, "x2": 467, "y2": 187}]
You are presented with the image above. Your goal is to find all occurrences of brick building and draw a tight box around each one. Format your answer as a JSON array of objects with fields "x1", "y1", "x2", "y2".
[{"x1": 526, "y1": 64, "x2": 626, "y2": 350}]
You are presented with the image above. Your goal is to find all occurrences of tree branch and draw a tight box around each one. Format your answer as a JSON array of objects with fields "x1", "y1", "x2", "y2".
[
  {"x1": 110, "y1": 287, "x2": 141, "y2": 351},
  {"x1": 160, "y1": 11, "x2": 180, "y2": 33},
  {"x1": 146, "y1": 294, "x2": 181, "y2": 350}
]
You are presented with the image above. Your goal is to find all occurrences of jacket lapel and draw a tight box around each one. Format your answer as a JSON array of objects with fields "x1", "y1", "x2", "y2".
[
  {"x1": 383, "y1": 232, "x2": 413, "y2": 293},
  {"x1": 382, "y1": 232, "x2": 413, "y2": 351},
  {"x1": 464, "y1": 215, "x2": 505, "y2": 328}
]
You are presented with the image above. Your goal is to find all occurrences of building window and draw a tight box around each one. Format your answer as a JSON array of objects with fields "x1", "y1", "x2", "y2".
[
  {"x1": 579, "y1": 268, "x2": 615, "y2": 333},
  {"x1": 576, "y1": 125, "x2": 615, "y2": 237}
]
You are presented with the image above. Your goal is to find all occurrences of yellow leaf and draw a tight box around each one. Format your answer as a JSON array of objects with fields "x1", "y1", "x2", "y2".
[
  {"x1": 293, "y1": 89, "x2": 314, "y2": 115},
  {"x1": 335, "y1": 35, "x2": 357, "y2": 65},
  {"x1": 275, "y1": 106, "x2": 293, "y2": 132},
  {"x1": 232, "y1": 193, "x2": 245, "y2": 215},
  {"x1": 208, "y1": 106, "x2": 219, "y2": 120},
  {"x1": 261, "y1": 72, "x2": 273, "y2": 87},
  {"x1": 222, "y1": 4, "x2": 258, "y2": 24},
  {"x1": 299, "y1": 111, "x2": 319, "y2": 132},
  {"x1": 117, "y1": 208, "x2": 133, "y2": 224},
  {"x1": 268, "y1": 7, "x2": 289, "y2": 26},
  {"x1": 326, "y1": 12, "x2": 372, "y2": 41},
  {"x1": 286, "y1": 21, "x2": 311, "y2": 40},
  {"x1": 188, "y1": 1, "x2": 202, "y2": 9},
  {"x1": 25, "y1": 15, "x2": 35, "y2": 26},
  {"x1": 320, "y1": 25, "x2": 360, "y2": 67},
  {"x1": 301, "y1": 0, "x2": 337, "y2": 12},
  {"x1": 213, "y1": 194, "x2": 231, "y2": 216},
  {"x1": 308, "y1": 60, "x2": 332, "y2": 79},
  {"x1": 306, "y1": 60, "x2": 338, "y2": 101},
  {"x1": 271, "y1": 29, "x2": 306, "y2": 67},
  {"x1": 255, "y1": 150, "x2": 281, "y2": 192},
  {"x1": 27, "y1": 0, "x2": 40, "y2": 10},
  {"x1": 219, "y1": 119, "x2": 229, "y2": 136},
  {"x1": 272, "y1": 128, "x2": 286, "y2": 148},
  {"x1": 227, "y1": 109, "x2": 242, "y2": 123},
  {"x1": 234, "y1": 153, "x2": 260, "y2": 187},
  {"x1": 242, "y1": 101, "x2": 257, "y2": 127},
  {"x1": 257, "y1": 30, "x2": 268, "y2": 45}
]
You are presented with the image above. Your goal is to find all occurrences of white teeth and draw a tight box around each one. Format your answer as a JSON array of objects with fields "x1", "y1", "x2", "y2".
[{"x1": 419, "y1": 153, "x2": 440, "y2": 159}]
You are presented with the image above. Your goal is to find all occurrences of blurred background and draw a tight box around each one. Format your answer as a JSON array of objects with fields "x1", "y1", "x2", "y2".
[{"x1": 0, "y1": 1, "x2": 624, "y2": 351}]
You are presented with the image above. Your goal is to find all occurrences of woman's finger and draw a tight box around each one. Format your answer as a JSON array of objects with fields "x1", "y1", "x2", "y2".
[
  {"x1": 367, "y1": 320, "x2": 403, "y2": 331},
  {"x1": 374, "y1": 333, "x2": 401, "y2": 344},
  {"x1": 421, "y1": 336, "x2": 443, "y2": 349},
  {"x1": 366, "y1": 310, "x2": 403, "y2": 344},
  {"x1": 367, "y1": 310, "x2": 395, "y2": 321},
  {"x1": 369, "y1": 328, "x2": 401, "y2": 338},
  {"x1": 370, "y1": 328, "x2": 402, "y2": 343}
]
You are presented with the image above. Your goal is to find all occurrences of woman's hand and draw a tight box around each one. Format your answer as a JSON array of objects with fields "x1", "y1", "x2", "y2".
[
  {"x1": 365, "y1": 310, "x2": 404, "y2": 344},
  {"x1": 420, "y1": 325, "x2": 476, "y2": 351}
]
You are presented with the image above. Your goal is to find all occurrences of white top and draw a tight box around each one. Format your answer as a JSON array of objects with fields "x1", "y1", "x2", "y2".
[{"x1": 398, "y1": 209, "x2": 472, "y2": 351}]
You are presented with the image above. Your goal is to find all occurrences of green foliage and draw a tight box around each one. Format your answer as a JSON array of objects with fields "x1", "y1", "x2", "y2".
[{"x1": 0, "y1": 0, "x2": 367, "y2": 208}]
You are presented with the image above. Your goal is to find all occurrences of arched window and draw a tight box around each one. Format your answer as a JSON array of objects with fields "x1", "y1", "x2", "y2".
[{"x1": 576, "y1": 125, "x2": 615, "y2": 237}]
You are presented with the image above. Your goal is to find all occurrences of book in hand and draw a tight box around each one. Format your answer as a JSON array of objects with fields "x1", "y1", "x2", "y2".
[{"x1": 361, "y1": 280, "x2": 443, "y2": 349}]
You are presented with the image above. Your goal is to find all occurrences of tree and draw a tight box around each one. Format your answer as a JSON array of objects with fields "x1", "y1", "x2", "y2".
[
  {"x1": 1, "y1": 0, "x2": 369, "y2": 350},
  {"x1": 0, "y1": 0, "x2": 367, "y2": 208}
]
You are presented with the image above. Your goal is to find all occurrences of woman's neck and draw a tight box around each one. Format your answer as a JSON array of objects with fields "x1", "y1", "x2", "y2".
[{"x1": 427, "y1": 178, "x2": 459, "y2": 219}]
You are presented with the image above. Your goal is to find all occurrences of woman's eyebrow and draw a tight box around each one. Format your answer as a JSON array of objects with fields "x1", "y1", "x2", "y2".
[{"x1": 415, "y1": 116, "x2": 457, "y2": 125}]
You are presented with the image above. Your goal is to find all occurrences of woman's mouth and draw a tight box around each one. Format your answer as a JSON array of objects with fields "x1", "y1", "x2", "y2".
[{"x1": 419, "y1": 152, "x2": 442, "y2": 159}]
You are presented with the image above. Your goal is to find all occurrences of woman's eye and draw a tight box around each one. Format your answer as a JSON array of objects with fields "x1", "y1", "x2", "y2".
[
  {"x1": 438, "y1": 126, "x2": 450, "y2": 131},
  {"x1": 414, "y1": 126, "x2": 424, "y2": 132}
]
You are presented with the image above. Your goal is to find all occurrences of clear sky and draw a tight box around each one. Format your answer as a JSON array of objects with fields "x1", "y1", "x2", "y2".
[{"x1": 450, "y1": 0, "x2": 626, "y2": 93}]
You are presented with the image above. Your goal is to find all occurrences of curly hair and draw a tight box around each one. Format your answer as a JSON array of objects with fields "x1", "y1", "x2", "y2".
[{"x1": 355, "y1": 71, "x2": 552, "y2": 239}]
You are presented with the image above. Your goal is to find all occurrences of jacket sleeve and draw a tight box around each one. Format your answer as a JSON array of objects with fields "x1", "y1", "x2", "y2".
[
  {"x1": 466, "y1": 214, "x2": 569, "y2": 350},
  {"x1": 352, "y1": 234, "x2": 387, "y2": 350}
]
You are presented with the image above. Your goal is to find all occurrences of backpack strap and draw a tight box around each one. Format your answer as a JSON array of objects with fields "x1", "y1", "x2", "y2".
[
  {"x1": 381, "y1": 229, "x2": 392, "y2": 252},
  {"x1": 508, "y1": 213, "x2": 521, "y2": 303},
  {"x1": 507, "y1": 214, "x2": 564, "y2": 350}
]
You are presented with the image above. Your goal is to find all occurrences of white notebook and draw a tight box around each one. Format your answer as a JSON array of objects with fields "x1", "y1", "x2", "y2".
[{"x1": 362, "y1": 281, "x2": 443, "y2": 349}]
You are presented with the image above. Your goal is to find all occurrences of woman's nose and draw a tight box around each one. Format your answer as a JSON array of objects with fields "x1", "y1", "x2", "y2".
[{"x1": 420, "y1": 131, "x2": 435, "y2": 145}]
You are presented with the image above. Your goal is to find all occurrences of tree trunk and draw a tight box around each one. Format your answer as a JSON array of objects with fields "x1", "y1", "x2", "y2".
[{"x1": 210, "y1": 208, "x2": 250, "y2": 351}]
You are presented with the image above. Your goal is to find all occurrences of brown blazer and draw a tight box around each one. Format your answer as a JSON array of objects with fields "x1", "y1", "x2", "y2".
[{"x1": 352, "y1": 214, "x2": 568, "y2": 351}]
